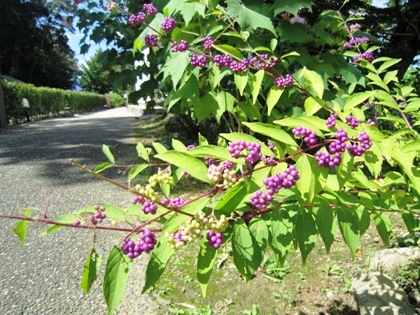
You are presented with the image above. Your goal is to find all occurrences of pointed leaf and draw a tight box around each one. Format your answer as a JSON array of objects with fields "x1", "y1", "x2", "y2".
[
  {"x1": 336, "y1": 207, "x2": 360, "y2": 259},
  {"x1": 94, "y1": 162, "x2": 113, "y2": 173},
  {"x1": 267, "y1": 86, "x2": 284, "y2": 115},
  {"x1": 81, "y1": 248, "x2": 102, "y2": 294},
  {"x1": 103, "y1": 246, "x2": 132, "y2": 315},
  {"x1": 155, "y1": 151, "x2": 211, "y2": 183},
  {"x1": 296, "y1": 210, "x2": 317, "y2": 264},
  {"x1": 197, "y1": 240, "x2": 217, "y2": 297},
  {"x1": 315, "y1": 201, "x2": 336, "y2": 254},
  {"x1": 249, "y1": 217, "x2": 269, "y2": 253},
  {"x1": 136, "y1": 142, "x2": 150, "y2": 162},
  {"x1": 102, "y1": 144, "x2": 115, "y2": 164},
  {"x1": 13, "y1": 210, "x2": 31, "y2": 246},
  {"x1": 372, "y1": 211, "x2": 392, "y2": 246},
  {"x1": 251, "y1": 70, "x2": 265, "y2": 104},
  {"x1": 242, "y1": 122, "x2": 297, "y2": 147}
]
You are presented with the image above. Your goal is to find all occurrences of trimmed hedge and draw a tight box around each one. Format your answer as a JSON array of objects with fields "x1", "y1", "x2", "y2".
[{"x1": 2, "y1": 81, "x2": 107, "y2": 124}]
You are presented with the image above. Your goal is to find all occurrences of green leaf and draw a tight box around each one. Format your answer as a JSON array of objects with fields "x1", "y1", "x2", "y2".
[
  {"x1": 249, "y1": 217, "x2": 269, "y2": 253},
  {"x1": 266, "y1": 86, "x2": 284, "y2": 115},
  {"x1": 212, "y1": 44, "x2": 244, "y2": 61},
  {"x1": 251, "y1": 70, "x2": 265, "y2": 104},
  {"x1": 188, "y1": 145, "x2": 237, "y2": 163},
  {"x1": 226, "y1": 0, "x2": 277, "y2": 36},
  {"x1": 215, "y1": 180, "x2": 250, "y2": 215},
  {"x1": 103, "y1": 246, "x2": 132, "y2": 315},
  {"x1": 401, "y1": 211, "x2": 417, "y2": 237},
  {"x1": 81, "y1": 248, "x2": 102, "y2": 294},
  {"x1": 94, "y1": 162, "x2": 113, "y2": 173},
  {"x1": 164, "y1": 51, "x2": 191, "y2": 89},
  {"x1": 128, "y1": 164, "x2": 149, "y2": 181},
  {"x1": 102, "y1": 144, "x2": 115, "y2": 164},
  {"x1": 136, "y1": 142, "x2": 150, "y2": 162},
  {"x1": 242, "y1": 122, "x2": 298, "y2": 147},
  {"x1": 372, "y1": 211, "x2": 392, "y2": 246},
  {"x1": 197, "y1": 240, "x2": 217, "y2": 297},
  {"x1": 274, "y1": 116, "x2": 328, "y2": 136},
  {"x1": 314, "y1": 201, "x2": 336, "y2": 254},
  {"x1": 234, "y1": 73, "x2": 248, "y2": 96},
  {"x1": 401, "y1": 140, "x2": 420, "y2": 153},
  {"x1": 272, "y1": 0, "x2": 313, "y2": 16},
  {"x1": 304, "y1": 97, "x2": 322, "y2": 116},
  {"x1": 152, "y1": 142, "x2": 168, "y2": 154},
  {"x1": 155, "y1": 151, "x2": 211, "y2": 184},
  {"x1": 172, "y1": 139, "x2": 187, "y2": 152},
  {"x1": 270, "y1": 206, "x2": 296, "y2": 266},
  {"x1": 300, "y1": 67, "x2": 324, "y2": 99},
  {"x1": 142, "y1": 239, "x2": 175, "y2": 293},
  {"x1": 13, "y1": 210, "x2": 31, "y2": 246},
  {"x1": 42, "y1": 213, "x2": 78, "y2": 236},
  {"x1": 296, "y1": 210, "x2": 317, "y2": 264},
  {"x1": 232, "y1": 219, "x2": 263, "y2": 280},
  {"x1": 343, "y1": 91, "x2": 376, "y2": 112},
  {"x1": 336, "y1": 207, "x2": 360, "y2": 259}
]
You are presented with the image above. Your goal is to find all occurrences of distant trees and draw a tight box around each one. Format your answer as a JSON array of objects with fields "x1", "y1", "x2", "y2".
[
  {"x1": 79, "y1": 49, "x2": 113, "y2": 94},
  {"x1": 0, "y1": 0, "x2": 77, "y2": 89}
]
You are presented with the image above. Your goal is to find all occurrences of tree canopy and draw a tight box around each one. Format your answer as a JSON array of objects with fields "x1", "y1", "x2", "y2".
[{"x1": 0, "y1": 0, "x2": 78, "y2": 89}]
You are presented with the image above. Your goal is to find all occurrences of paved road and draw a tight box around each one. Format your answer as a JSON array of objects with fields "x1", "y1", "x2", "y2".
[{"x1": 0, "y1": 107, "x2": 157, "y2": 314}]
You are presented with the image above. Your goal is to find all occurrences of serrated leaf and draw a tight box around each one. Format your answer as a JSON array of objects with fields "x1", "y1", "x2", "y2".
[
  {"x1": 142, "y1": 240, "x2": 174, "y2": 293},
  {"x1": 266, "y1": 86, "x2": 284, "y2": 115},
  {"x1": 296, "y1": 210, "x2": 317, "y2": 264},
  {"x1": 304, "y1": 97, "x2": 322, "y2": 116},
  {"x1": 103, "y1": 246, "x2": 132, "y2": 315},
  {"x1": 232, "y1": 219, "x2": 263, "y2": 280},
  {"x1": 336, "y1": 207, "x2": 360, "y2": 259},
  {"x1": 242, "y1": 122, "x2": 298, "y2": 147},
  {"x1": 372, "y1": 211, "x2": 392, "y2": 246},
  {"x1": 300, "y1": 67, "x2": 324, "y2": 99},
  {"x1": 102, "y1": 144, "x2": 115, "y2": 164},
  {"x1": 249, "y1": 217, "x2": 269, "y2": 253},
  {"x1": 13, "y1": 210, "x2": 31, "y2": 246},
  {"x1": 197, "y1": 240, "x2": 217, "y2": 297},
  {"x1": 81, "y1": 248, "x2": 102, "y2": 294},
  {"x1": 136, "y1": 142, "x2": 150, "y2": 162},
  {"x1": 164, "y1": 53, "x2": 191, "y2": 89},
  {"x1": 272, "y1": 0, "x2": 313, "y2": 16},
  {"x1": 343, "y1": 91, "x2": 376, "y2": 112},
  {"x1": 155, "y1": 151, "x2": 210, "y2": 183},
  {"x1": 270, "y1": 206, "x2": 296, "y2": 266},
  {"x1": 226, "y1": 0, "x2": 276, "y2": 36},
  {"x1": 315, "y1": 202, "x2": 336, "y2": 254}
]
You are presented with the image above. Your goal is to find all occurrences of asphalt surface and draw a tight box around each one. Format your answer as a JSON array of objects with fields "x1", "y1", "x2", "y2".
[{"x1": 0, "y1": 107, "x2": 158, "y2": 314}]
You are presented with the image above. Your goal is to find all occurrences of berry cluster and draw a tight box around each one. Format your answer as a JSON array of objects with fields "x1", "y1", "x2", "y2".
[
  {"x1": 149, "y1": 169, "x2": 174, "y2": 188},
  {"x1": 145, "y1": 34, "x2": 158, "y2": 47},
  {"x1": 161, "y1": 17, "x2": 176, "y2": 32},
  {"x1": 326, "y1": 113, "x2": 338, "y2": 128},
  {"x1": 315, "y1": 151, "x2": 342, "y2": 167},
  {"x1": 213, "y1": 54, "x2": 233, "y2": 67},
  {"x1": 132, "y1": 195, "x2": 157, "y2": 215},
  {"x1": 136, "y1": 184, "x2": 157, "y2": 201},
  {"x1": 161, "y1": 197, "x2": 186, "y2": 210},
  {"x1": 353, "y1": 51, "x2": 374, "y2": 63},
  {"x1": 292, "y1": 126, "x2": 317, "y2": 146},
  {"x1": 251, "y1": 165, "x2": 300, "y2": 209},
  {"x1": 128, "y1": 12, "x2": 147, "y2": 25},
  {"x1": 248, "y1": 54, "x2": 276, "y2": 69},
  {"x1": 143, "y1": 3, "x2": 158, "y2": 15},
  {"x1": 274, "y1": 74, "x2": 293, "y2": 88},
  {"x1": 346, "y1": 132, "x2": 372, "y2": 156},
  {"x1": 171, "y1": 40, "x2": 189, "y2": 52},
  {"x1": 121, "y1": 228, "x2": 157, "y2": 259},
  {"x1": 228, "y1": 141, "x2": 262, "y2": 164},
  {"x1": 191, "y1": 54, "x2": 208, "y2": 68},
  {"x1": 166, "y1": 211, "x2": 228, "y2": 249},
  {"x1": 230, "y1": 59, "x2": 250, "y2": 72},
  {"x1": 207, "y1": 163, "x2": 237, "y2": 187},
  {"x1": 87, "y1": 204, "x2": 107, "y2": 225},
  {"x1": 207, "y1": 231, "x2": 223, "y2": 248},
  {"x1": 345, "y1": 115, "x2": 362, "y2": 129},
  {"x1": 343, "y1": 37, "x2": 370, "y2": 49},
  {"x1": 202, "y1": 36, "x2": 214, "y2": 50}
]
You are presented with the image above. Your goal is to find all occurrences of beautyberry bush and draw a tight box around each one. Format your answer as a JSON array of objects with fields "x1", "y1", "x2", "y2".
[{"x1": 3, "y1": 1, "x2": 419, "y2": 314}]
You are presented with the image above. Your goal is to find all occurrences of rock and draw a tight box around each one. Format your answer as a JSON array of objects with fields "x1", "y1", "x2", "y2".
[
  {"x1": 370, "y1": 247, "x2": 420, "y2": 275},
  {"x1": 352, "y1": 272, "x2": 417, "y2": 315}
]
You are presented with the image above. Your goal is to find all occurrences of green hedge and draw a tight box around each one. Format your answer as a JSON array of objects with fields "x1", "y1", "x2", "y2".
[{"x1": 2, "y1": 81, "x2": 107, "y2": 124}]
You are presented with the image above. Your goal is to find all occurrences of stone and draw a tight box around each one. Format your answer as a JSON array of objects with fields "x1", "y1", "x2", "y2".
[
  {"x1": 370, "y1": 247, "x2": 420, "y2": 276},
  {"x1": 352, "y1": 272, "x2": 417, "y2": 315}
]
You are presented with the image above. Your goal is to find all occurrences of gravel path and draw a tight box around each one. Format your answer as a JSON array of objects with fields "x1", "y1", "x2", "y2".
[{"x1": 0, "y1": 107, "x2": 158, "y2": 315}]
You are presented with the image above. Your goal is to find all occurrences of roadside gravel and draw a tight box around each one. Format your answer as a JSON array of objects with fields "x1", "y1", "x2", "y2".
[{"x1": 0, "y1": 107, "x2": 158, "y2": 315}]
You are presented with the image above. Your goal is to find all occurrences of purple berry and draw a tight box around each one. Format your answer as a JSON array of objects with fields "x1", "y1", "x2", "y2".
[
  {"x1": 144, "y1": 3, "x2": 158, "y2": 15},
  {"x1": 161, "y1": 17, "x2": 176, "y2": 32},
  {"x1": 145, "y1": 34, "x2": 158, "y2": 47}
]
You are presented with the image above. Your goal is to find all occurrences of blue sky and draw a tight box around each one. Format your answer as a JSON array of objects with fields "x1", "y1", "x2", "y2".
[{"x1": 66, "y1": 0, "x2": 388, "y2": 63}]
